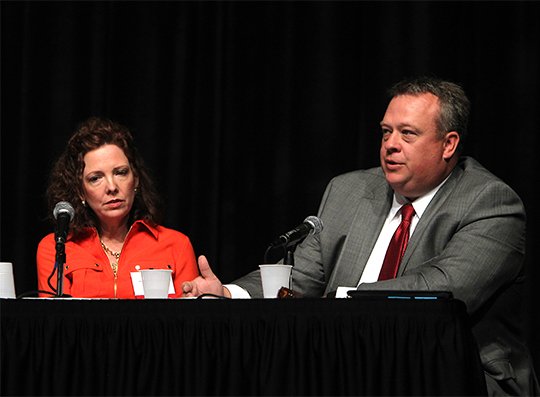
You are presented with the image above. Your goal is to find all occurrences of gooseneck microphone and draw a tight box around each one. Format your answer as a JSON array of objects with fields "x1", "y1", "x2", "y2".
[
  {"x1": 53, "y1": 201, "x2": 75, "y2": 244},
  {"x1": 53, "y1": 201, "x2": 74, "y2": 296},
  {"x1": 270, "y1": 216, "x2": 324, "y2": 248}
]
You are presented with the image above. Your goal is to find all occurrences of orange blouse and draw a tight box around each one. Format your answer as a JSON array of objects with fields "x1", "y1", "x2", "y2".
[{"x1": 36, "y1": 220, "x2": 199, "y2": 298}]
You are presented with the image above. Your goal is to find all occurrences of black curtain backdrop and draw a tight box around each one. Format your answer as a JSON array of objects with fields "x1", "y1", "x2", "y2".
[{"x1": 2, "y1": 0, "x2": 540, "y2": 373}]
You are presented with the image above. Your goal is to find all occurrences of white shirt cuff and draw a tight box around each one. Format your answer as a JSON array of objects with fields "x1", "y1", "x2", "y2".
[
  {"x1": 223, "y1": 284, "x2": 252, "y2": 299},
  {"x1": 335, "y1": 286, "x2": 356, "y2": 298}
]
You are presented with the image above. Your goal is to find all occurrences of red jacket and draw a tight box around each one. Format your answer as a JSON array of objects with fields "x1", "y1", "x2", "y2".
[{"x1": 37, "y1": 220, "x2": 199, "y2": 298}]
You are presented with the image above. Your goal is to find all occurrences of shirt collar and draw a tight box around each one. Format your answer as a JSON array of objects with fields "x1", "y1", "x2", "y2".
[
  {"x1": 133, "y1": 219, "x2": 159, "y2": 240},
  {"x1": 390, "y1": 173, "x2": 452, "y2": 220},
  {"x1": 86, "y1": 218, "x2": 159, "y2": 240}
]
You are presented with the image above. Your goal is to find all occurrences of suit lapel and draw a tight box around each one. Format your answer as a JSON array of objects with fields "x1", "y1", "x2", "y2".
[
  {"x1": 326, "y1": 181, "x2": 393, "y2": 291},
  {"x1": 398, "y1": 165, "x2": 463, "y2": 275}
]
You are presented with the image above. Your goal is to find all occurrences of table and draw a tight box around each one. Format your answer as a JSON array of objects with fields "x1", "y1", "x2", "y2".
[{"x1": 1, "y1": 297, "x2": 487, "y2": 395}]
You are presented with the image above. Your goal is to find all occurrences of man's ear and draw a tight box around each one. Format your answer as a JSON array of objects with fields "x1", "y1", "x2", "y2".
[{"x1": 443, "y1": 131, "x2": 460, "y2": 160}]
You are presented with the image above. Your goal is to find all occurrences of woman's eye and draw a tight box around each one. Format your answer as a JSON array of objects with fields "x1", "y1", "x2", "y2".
[
  {"x1": 116, "y1": 168, "x2": 129, "y2": 176},
  {"x1": 88, "y1": 175, "x2": 101, "y2": 183}
]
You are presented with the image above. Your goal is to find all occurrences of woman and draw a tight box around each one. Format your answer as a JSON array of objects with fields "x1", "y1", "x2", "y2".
[{"x1": 37, "y1": 117, "x2": 199, "y2": 298}]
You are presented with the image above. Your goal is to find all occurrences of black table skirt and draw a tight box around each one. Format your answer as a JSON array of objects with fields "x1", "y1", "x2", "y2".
[{"x1": 1, "y1": 298, "x2": 487, "y2": 396}]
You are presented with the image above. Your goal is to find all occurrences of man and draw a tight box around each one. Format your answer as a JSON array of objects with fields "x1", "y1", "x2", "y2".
[{"x1": 183, "y1": 77, "x2": 538, "y2": 395}]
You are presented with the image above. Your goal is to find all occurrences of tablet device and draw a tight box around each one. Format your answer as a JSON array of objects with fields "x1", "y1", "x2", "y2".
[{"x1": 346, "y1": 290, "x2": 453, "y2": 300}]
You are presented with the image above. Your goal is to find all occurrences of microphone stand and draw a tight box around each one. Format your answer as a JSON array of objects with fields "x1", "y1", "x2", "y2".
[
  {"x1": 55, "y1": 240, "x2": 66, "y2": 297},
  {"x1": 283, "y1": 246, "x2": 296, "y2": 290},
  {"x1": 265, "y1": 243, "x2": 305, "y2": 297},
  {"x1": 283, "y1": 247, "x2": 295, "y2": 267}
]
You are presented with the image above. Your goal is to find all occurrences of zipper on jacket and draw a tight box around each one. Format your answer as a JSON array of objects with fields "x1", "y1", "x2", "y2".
[
  {"x1": 115, "y1": 223, "x2": 135, "y2": 298},
  {"x1": 99, "y1": 223, "x2": 136, "y2": 298},
  {"x1": 113, "y1": 268, "x2": 118, "y2": 298}
]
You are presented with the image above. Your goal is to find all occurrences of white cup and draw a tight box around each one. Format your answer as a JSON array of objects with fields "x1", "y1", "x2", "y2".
[
  {"x1": 140, "y1": 269, "x2": 172, "y2": 299},
  {"x1": 259, "y1": 264, "x2": 292, "y2": 298},
  {"x1": 0, "y1": 262, "x2": 16, "y2": 299}
]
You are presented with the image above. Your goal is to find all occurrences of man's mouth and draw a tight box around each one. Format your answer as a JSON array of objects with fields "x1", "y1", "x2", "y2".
[{"x1": 385, "y1": 159, "x2": 403, "y2": 170}]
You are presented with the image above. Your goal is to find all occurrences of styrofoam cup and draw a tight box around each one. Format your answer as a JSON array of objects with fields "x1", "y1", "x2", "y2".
[
  {"x1": 0, "y1": 262, "x2": 16, "y2": 299},
  {"x1": 259, "y1": 264, "x2": 292, "y2": 298},
  {"x1": 140, "y1": 269, "x2": 172, "y2": 299}
]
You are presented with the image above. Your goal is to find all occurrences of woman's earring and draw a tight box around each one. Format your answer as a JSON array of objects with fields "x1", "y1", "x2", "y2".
[
  {"x1": 81, "y1": 199, "x2": 86, "y2": 207},
  {"x1": 134, "y1": 187, "x2": 138, "y2": 194}
]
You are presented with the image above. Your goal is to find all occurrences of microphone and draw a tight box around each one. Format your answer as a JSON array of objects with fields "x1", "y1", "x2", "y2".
[
  {"x1": 53, "y1": 201, "x2": 75, "y2": 244},
  {"x1": 270, "y1": 216, "x2": 324, "y2": 248}
]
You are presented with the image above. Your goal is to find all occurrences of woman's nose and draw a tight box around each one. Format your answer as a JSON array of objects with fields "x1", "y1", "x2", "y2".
[{"x1": 105, "y1": 177, "x2": 119, "y2": 194}]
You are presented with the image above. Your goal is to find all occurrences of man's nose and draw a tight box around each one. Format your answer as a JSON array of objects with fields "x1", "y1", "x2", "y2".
[{"x1": 383, "y1": 132, "x2": 400, "y2": 152}]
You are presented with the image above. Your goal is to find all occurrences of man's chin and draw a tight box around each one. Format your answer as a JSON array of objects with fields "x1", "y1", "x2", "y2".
[
  {"x1": 384, "y1": 173, "x2": 405, "y2": 189},
  {"x1": 385, "y1": 178, "x2": 414, "y2": 198}
]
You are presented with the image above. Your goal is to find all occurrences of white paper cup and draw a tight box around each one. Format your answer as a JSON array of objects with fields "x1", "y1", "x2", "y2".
[
  {"x1": 259, "y1": 264, "x2": 292, "y2": 298},
  {"x1": 0, "y1": 262, "x2": 16, "y2": 299},
  {"x1": 140, "y1": 269, "x2": 172, "y2": 299}
]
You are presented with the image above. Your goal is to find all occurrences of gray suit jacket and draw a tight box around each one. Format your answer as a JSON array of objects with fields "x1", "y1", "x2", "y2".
[{"x1": 235, "y1": 157, "x2": 538, "y2": 395}]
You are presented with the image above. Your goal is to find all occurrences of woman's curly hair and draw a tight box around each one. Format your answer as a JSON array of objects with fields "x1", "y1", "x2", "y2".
[{"x1": 46, "y1": 117, "x2": 162, "y2": 237}]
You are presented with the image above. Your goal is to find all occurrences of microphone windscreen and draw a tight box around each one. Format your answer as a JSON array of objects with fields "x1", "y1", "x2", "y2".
[
  {"x1": 304, "y1": 216, "x2": 323, "y2": 235},
  {"x1": 53, "y1": 201, "x2": 75, "y2": 222}
]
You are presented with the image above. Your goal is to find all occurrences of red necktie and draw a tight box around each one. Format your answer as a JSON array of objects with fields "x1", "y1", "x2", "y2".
[{"x1": 378, "y1": 203, "x2": 416, "y2": 281}]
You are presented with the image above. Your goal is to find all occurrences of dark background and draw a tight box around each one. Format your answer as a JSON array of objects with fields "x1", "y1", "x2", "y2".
[{"x1": 2, "y1": 0, "x2": 539, "y2": 372}]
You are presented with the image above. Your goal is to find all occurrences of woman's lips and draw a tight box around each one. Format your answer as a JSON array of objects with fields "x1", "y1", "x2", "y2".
[{"x1": 104, "y1": 199, "x2": 124, "y2": 208}]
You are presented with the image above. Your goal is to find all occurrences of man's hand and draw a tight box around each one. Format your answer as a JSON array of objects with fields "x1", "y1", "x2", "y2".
[{"x1": 182, "y1": 255, "x2": 231, "y2": 298}]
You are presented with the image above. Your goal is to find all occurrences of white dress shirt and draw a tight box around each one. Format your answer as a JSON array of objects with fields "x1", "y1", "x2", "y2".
[{"x1": 334, "y1": 177, "x2": 449, "y2": 297}]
